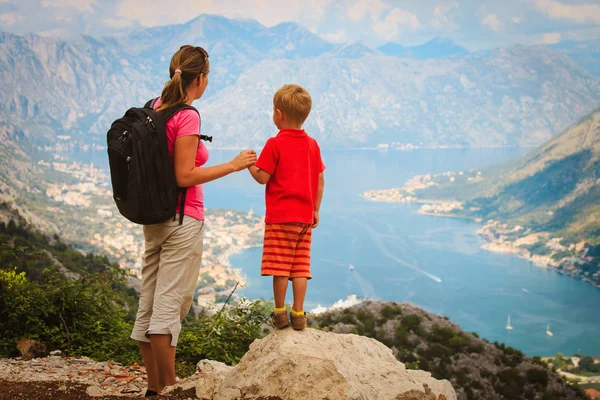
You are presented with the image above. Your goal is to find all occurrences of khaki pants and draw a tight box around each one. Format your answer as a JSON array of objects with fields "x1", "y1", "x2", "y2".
[{"x1": 130, "y1": 215, "x2": 204, "y2": 347}]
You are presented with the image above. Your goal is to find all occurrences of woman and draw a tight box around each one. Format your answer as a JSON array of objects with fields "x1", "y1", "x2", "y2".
[{"x1": 129, "y1": 45, "x2": 256, "y2": 396}]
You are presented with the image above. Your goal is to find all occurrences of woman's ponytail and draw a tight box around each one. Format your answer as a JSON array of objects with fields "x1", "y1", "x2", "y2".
[{"x1": 156, "y1": 46, "x2": 209, "y2": 112}]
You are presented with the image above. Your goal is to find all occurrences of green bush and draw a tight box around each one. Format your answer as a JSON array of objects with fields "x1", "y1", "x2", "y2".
[
  {"x1": 526, "y1": 367, "x2": 549, "y2": 387},
  {"x1": 0, "y1": 266, "x2": 139, "y2": 364},
  {"x1": 176, "y1": 299, "x2": 270, "y2": 376},
  {"x1": 393, "y1": 326, "x2": 412, "y2": 348},
  {"x1": 401, "y1": 315, "x2": 424, "y2": 335},
  {"x1": 0, "y1": 221, "x2": 271, "y2": 378},
  {"x1": 381, "y1": 305, "x2": 402, "y2": 320}
]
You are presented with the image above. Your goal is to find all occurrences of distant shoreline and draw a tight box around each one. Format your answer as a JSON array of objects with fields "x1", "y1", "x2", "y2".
[{"x1": 362, "y1": 191, "x2": 600, "y2": 290}]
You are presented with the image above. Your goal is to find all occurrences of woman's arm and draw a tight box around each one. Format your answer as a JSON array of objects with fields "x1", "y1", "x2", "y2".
[{"x1": 174, "y1": 136, "x2": 256, "y2": 187}]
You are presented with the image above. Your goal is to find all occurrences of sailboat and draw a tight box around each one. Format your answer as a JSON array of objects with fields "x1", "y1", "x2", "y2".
[
  {"x1": 546, "y1": 324, "x2": 553, "y2": 336},
  {"x1": 506, "y1": 315, "x2": 514, "y2": 331}
]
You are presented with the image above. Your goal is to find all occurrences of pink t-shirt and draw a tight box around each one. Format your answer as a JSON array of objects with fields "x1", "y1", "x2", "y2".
[{"x1": 153, "y1": 98, "x2": 209, "y2": 221}]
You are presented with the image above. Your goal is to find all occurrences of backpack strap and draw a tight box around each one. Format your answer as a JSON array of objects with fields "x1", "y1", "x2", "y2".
[
  {"x1": 160, "y1": 103, "x2": 199, "y2": 122},
  {"x1": 144, "y1": 98, "x2": 159, "y2": 109},
  {"x1": 159, "y1": 103, "x2": 198, "y2": 225}
]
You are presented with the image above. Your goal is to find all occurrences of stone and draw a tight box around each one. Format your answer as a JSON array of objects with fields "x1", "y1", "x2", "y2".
[
  {"x1": 49, "y1": 350, "x2": 62, "y2": 356},
  {"x1": 121, "y1": 384, "x2": 142, "y2": 394},
  {"x1": 196, "y1": 360, "x2": 234, "y2": 399},
  {"x1": 69, "y1": 359, "x2": 90, "y2": 365},
  {"x1": 86, "y1": 385, "x2": 106, "y2": 397},
  {"x1": 16, "y1": 339, "x2": 47, "y2": 360},
  {"x1": 197, "y1": 329, "x2": 456, "y2": 400}
]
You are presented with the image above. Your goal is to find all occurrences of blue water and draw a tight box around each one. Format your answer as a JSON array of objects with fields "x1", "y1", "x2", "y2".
[
  {"x1": 208, "y1": 148, "x2": 600, "y2": 357},
  {"x1": 89, "y1": 147, "x2": 600, "y2": 357}
]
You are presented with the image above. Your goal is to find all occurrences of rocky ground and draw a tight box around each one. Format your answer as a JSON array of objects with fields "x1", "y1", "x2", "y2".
[{"x1": 0, "y1": 353, "x2": 198, "y2": 399}]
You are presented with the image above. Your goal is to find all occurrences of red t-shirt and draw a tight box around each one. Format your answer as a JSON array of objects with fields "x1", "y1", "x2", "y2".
[{"x1": 255, "y1": 129, "x2": 325, "y2": 224}]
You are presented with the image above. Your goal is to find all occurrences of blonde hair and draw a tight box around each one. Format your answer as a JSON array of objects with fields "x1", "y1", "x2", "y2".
[
  {"x1": 273, "y1": 84, "x2": 312, "y2": 125},
  {"x1": 156, "y1": 45, "x2": 209, "y2": 113}
]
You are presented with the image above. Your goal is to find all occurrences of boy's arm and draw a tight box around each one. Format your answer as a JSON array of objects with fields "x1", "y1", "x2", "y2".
[
  {"x1": 313, "y1": 172, "x2": 325, "y2": 228},
  {"x1": 248, "y1": 165, "x2": 271, "y2": 185}
]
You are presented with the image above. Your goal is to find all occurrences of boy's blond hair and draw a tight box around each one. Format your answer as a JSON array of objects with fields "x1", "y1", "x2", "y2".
[{"x1": 273, "y1": 84, "x2": 312, "y2": 125}]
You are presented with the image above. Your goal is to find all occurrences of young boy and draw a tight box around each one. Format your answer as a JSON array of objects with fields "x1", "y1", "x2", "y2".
[{"x1": 248, "y1": 84, "x2": 325, "y2": 331}]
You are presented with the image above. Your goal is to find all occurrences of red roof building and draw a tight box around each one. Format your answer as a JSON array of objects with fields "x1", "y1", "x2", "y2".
[{"x1": 585, "y1": 389, "x2": 600, "y2": 399}]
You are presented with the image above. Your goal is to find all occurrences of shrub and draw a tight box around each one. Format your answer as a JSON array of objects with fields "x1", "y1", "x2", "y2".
[{"x1": 526, "y1": 368, "x2": 549, "y2": 387}]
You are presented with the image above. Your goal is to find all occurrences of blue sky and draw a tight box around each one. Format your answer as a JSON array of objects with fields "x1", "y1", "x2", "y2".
[{"x1": 1, "y1": 0, "x2": 599, "y2": 50}]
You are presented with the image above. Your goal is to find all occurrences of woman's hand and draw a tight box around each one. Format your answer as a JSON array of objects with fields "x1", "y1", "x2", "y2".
[{"x1": 230, "y1": 150, "x2": 257, "y2": 171}]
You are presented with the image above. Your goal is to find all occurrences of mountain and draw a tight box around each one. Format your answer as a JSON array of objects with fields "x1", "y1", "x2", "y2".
[
  {"x1": 0, "y1": 15, "x2": 599, "y2": 151},
  {"x1": 377, "y1": 42, "x2": 408, "y2": 57},
  {"x1": 333, "y1": 41, "x2": 378, "y2": 59},
  {"x1": 467, "y1": 109, "x2": 600, "y2": 241},
  {"x1": 550, "y1": 39, "x2": 600, "y2": 77},
  {"x1": 378, "y1": 37, "x2": 469, "y2": 59},
  {"x1": 312, "y1": 301, "x2": 587, "y2": 400}
]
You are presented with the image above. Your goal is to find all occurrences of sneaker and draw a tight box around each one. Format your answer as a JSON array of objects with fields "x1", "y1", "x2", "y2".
[
  {"x1": 272, "y1": 310, "x2": 289, "y2": 329},
  {"x1": 290, "y1": 311, "x2": 307, "y2": 331}
]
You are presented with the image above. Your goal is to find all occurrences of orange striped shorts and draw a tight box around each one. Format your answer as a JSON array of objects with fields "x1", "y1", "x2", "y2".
[{"x1": 261, "y1": 223, "x2": 312, "y2": 280}]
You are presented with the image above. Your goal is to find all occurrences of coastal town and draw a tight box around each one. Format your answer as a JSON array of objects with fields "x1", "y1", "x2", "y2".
[{"x1": 362, "y1": 170, "x2": 600, "y2": 288}]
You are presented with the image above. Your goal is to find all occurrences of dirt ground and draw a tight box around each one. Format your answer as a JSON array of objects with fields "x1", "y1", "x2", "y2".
[{"x1": 0, "y1": 380, "x2": 197, "y2": 400}]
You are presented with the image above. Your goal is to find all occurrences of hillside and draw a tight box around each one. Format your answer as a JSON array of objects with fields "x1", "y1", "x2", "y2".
[
  {"x1": 312, "y1": 301, "x2": 587, "y2": 400},
  {"x1": 363, "y1": 109, "x2": 600, "y2": 286},
  {"x1": 0, "y1": 15, "x2": 599, "y2": 151},
  {"x1": 467, "y1": 110, "x2": 600, "y2": 237}
]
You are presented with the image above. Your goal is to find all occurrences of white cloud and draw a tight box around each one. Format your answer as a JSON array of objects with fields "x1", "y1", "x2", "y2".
[
  {"x1": 41, "y1": 0, "x2": 96, "y2": 13},
  {"x1": 431, "y1": 2, "x2": 459, "y2": 29},
  {"x1": 538, "y1": 32, "x2": 561, "y2": 44},
  {"x1": 372, "y1": 8, "x2": 420, "y2": 41},
  {"x1": 116, "y1": 0, "x2": 333, "y2": 28},
  {"x1": 38, "y1": 27, "x2": 70, "y2": 37},
  {"x1": 482, "y1": 14, "x2": 503, "y2": 32},
  {"x1": 0, "y1": 12, "x2": 23, "y2": 26},
  {"x1": 532, "y1": 0, "x2": 600, "y2": 24},
  {"x1": 102, "y1": 17, "x2": 135, "y2": 29},
  {"x1": 511, "y1": 16, "x2": 524, "y2": 24},
  {"x1": 321, "y1": 30, "x2": 347, "y2": 43},
  {"x1": 347, "y1": 0, "x2": 389, "y2": 22}
]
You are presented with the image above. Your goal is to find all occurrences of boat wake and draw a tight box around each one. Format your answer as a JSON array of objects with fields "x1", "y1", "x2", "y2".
[{"x1": 359, "y1": 220, "x2": 443, "y2": 283}]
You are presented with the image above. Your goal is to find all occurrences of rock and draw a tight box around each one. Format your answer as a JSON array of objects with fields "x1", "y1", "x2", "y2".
[
  {"x1": 121, "y1": 384, "x2": 141, "y2": 394},
  {"x1": 196, "y1": 360, "x2": 234, "y2": 399},
  {"x1": 16, "y1": 339, "x2": 46, "y2": 359},
  {"x1": 49, "y1": 350, "x2": 62, "y2": 356},
  {"x1": 86, "y1": 385, "x2": 106, "y2": 397},
  {"x1": 197, "y1": 329, "x2": 456, "y2": 400}
]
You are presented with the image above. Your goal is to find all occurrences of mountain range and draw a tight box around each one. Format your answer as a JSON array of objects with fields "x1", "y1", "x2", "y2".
[{"x1": 0, "y1": 14, "x2": 599, "y2": 151}]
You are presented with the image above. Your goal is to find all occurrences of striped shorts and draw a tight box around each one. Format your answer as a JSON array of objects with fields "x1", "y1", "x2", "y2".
[{"x1": 261, "y1": 223, "x2": 312, "y2": 280}]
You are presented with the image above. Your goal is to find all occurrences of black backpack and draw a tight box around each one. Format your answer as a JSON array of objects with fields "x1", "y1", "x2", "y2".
[{"x1": 106, "y1": 98, "x2": 211, "y2": 225}]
